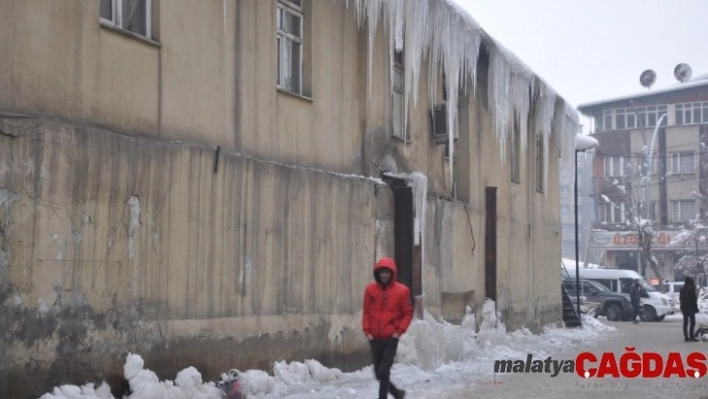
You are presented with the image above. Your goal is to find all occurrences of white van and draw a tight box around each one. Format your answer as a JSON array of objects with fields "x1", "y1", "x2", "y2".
[{"x1": 566, "y1": 268, "x2": 675, "y2": 321}]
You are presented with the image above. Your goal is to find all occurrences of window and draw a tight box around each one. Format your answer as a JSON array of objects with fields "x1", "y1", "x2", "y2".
[
  {"x1": 671, "y1": 200, "x2": 696, "y2": 222},
  {"x1": 594, "y1": 116, "x2": 602, "y2": 133},
  {"x1": 675, "y1": 102, "x2": 708, "y2": 126},
  {"x1": 536, "y1": 134, "x2": 544, "y2": 192},
  {"x1": 669, "y1": 151, "x2": 695, "y2": 174},
  {"x1": 650, "y1": 201, "x2": 658, "y2": 221},
  {"x1": 648, "y1": 105, "x2": 667, "y2": 127},
  {"x1": 631, "y1": 105, "x2": 667, "y2": 128},
  {"x1": 603, "y1": 155, "x2": 624, "y2": 177},
  {"x1": 276, "y1": 0, "x2": 303, "y2": 95},
  {"x1": 100, "y1": 0, "x2": 151, "y2": 39},
  {"x1": 620, "y1": 279, "x2": 634, "y2": 294},
  {"x1": 392, "y1": 50, "x2": 405, "y2": 140},
  {"x1": 511, "y1": 117, "x2": 520, "y2": 182},
  {"x1": 598, "y1": 202, "x2": 625, "y2": 224},
  {"x1": 603, "y1": 109, "x2": 612, "y2": 131},
  {"x1": 615, "y1": 108, "x2": 636, "y2": 130},
  {"x1": 615, "y1": 108, "x2": 626, "y2": 130},
  {"x1": 593, "y1": 279, "x2": 618, "y2": 292}
]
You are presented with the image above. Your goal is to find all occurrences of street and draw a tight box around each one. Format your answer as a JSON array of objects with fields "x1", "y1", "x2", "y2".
[{"x1": 435, "y1": 314, "x2": 708, "y2": 399}]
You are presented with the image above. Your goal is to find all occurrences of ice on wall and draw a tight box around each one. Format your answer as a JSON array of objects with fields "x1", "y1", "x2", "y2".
[{"x1": 343, "y1": 0, "x2": 580, "y2": 186}]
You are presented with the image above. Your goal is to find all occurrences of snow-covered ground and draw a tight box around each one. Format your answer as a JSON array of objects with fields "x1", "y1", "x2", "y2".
[{"x1": 40, "y1": 301, "x2": 615, "y2": 399}]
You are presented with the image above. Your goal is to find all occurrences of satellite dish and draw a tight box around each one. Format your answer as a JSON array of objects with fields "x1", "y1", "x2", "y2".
[
  {"x1": 674, "y1": 63, "x2": 692, "y2": 83},
  {"x1": 639, "y1": 69, "x2": 657, "y2": 89}
]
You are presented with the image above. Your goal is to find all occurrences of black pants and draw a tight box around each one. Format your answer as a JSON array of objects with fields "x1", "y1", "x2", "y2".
[
  {"x1": 369, "y1": 338, "x2": 402, "y2": 399},
  {"x1": 683, "y1": 312, "x2": 696, "y2": 339},
  {"x1": 631, "y1": 302, "x2": 641, "y2": 321}
]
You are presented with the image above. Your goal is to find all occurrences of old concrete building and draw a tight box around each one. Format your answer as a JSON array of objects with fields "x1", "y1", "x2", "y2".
[
  {"x1": 0, "y1": 0, "x2": 579, "y2": 396},
  {"x1": 578, "y1": 73, "x2": 708, "y2": 280}
]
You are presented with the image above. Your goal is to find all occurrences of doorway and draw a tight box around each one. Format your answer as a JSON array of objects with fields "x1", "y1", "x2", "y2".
[{"x1": 485, "y1": 187, "x2": 497, "y2": 301}]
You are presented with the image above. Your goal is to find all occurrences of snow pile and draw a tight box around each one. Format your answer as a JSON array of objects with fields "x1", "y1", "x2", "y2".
[
  {"x1": 38, "y1": 383, "x2": 113, "y2": 399},
  {"x1": 273, "y1": 360, "x2": 343, "y2": 386},
  {"x1": 580, "y1": 314, "x2": 615, "y2": 332},
  {"x1": 398, "y1": 300, "x2": 611, "y2": 374},
  {"x1": 122, "y1": 354, "x2": 223, "y2": 399},
  {"x1": 236, "y1": 370, "x2": 276, "y2": 396},
  {"x1": 38, "y1": 300, "x2": 612, "y2": 399}
]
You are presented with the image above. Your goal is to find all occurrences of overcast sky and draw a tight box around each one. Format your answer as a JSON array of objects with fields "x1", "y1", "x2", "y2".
[{"x1": 452, "y1": 0, "x2": 708, "y2": 113}]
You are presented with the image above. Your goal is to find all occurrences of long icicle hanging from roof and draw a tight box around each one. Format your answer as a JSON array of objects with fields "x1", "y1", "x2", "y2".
[{"x1": 342, "y1": 0, "x2": 579, "y2": 188}]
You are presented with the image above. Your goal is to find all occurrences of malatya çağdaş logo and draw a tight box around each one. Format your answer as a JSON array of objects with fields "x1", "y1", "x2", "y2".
[{"x1": 494, "y1": 349, "x2": 707, "y2": 379}]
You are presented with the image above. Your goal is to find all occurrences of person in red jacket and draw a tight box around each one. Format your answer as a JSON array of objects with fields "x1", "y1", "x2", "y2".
[{"x1": 362, "y1": 257, "x2": 413, "y2": 399}]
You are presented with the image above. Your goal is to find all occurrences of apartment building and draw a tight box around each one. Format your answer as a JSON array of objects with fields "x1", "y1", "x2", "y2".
[{"x1": 578, "y1": 75, "x2": 708, "y2": 279}]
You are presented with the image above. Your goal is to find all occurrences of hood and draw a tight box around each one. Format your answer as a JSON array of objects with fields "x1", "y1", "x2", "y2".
[{"x1": 374, "y1": 257, "x2": 397, "y2": 284}]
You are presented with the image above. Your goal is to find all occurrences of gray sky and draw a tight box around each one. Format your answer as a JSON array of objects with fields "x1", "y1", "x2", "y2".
[{"x1": 453, "y1": 0, "x2": 708, "y2": 112}]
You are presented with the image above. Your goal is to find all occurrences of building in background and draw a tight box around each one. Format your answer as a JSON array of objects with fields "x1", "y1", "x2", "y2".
[{"x1": 578, "y1": 73, "x2": 708, "y2": 280}]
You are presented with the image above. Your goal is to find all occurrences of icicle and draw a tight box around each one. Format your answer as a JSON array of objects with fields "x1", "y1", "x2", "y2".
[
  {"x1": 344, "y1": 0, "x2": 579, "y2": 199},
  {"x1": 403, "y1": 0, "x2": 429, "y2": 141},
  {"x1": 349, "y1": 0, "x2": 384, "y2": 98},
  {"x1": 534, "y1": 84, "x2": 555, "y2": 194},
  {"x1": 559, "y1": 101, "x2": 580, "y2": 170},
  {"x1": 487, "y1": 42, "x2": 535, "y2": 163}
]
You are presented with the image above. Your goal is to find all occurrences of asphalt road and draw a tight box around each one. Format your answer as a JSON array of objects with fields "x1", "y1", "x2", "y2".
[{"x1": 435, "y1": 314, "x2": 708, "y2": 399}]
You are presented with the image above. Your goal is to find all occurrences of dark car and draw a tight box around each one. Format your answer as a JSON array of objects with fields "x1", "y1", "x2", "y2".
[{"x1": 565, "y1": 278, "x2": 634, "y2": 321}]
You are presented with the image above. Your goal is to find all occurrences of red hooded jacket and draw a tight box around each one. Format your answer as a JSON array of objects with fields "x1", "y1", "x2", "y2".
[{"x1": 362, "y1": 257, "x2": 413, "y2": 339}]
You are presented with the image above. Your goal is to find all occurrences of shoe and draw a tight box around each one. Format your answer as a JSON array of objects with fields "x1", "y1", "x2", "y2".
[
  {"x1": 690, "y1": 337, "x2": 699, "y2": 342},
  {"x1": 395, "y1": 389, "x2": 406, "y2": 399},
  {"x1": 685, "y1": 337, "x2": 691, "y2": 342},
  {"x1": 632, "y1": 320, "x2": 639, "y2": 324}
]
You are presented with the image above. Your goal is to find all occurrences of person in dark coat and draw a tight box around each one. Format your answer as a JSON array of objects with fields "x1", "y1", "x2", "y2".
[
  {"x1": 680, "y1": 276, "x2": 700, "y2": 342},
  {"x1": 362, "y1": 257, "x2": 413, "y2": 399},
  {"x1": 629, "y1": 279, "x2": 643, "y2": 324}
]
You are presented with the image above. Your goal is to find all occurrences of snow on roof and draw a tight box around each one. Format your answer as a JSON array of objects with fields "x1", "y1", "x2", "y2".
[
  {"x1": 578, "y1": 75, "x2": 708, "y2": 112},
  {"x1": 561, "y1": 257, "x2": 604, "y2": 269}
]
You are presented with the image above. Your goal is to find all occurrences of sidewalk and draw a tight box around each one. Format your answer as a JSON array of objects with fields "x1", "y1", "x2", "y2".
[{"x1": 435, "y1": 314, "x2": 708, "y2": 399}]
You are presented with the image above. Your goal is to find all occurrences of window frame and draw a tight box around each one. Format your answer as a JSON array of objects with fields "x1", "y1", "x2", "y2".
[
  {"x1": 100, "y1": 0, "x2": 152, "y2": 40},
  {"x1": 615, "y1": 108, "x2": 626, "y2": 130},
  {"x1": 671, "y1": 200, "x2": 696, "y2": 223},
  {"x1": 603, "y1": 155, "x2": 624, "y2": 177},
  {"x1": 669, "y1": 151, "x2": 695, "y2": 174},
  {"x1": 535, "y1": 133, "x2": 545, "y2": 193},
  {"x1": 511, "y1": 116, "x2": 521, "y2": 182},
  {"x1": 603, "y1": 109, "x2": 613, "y2": 131},
  {"x1": 276, "y1": 0, "x2": 304, "y2": 95},
  {"x1": 674, "y1": 102, "x2": 708, "y2": 126},
  {"x1": 391, "y1": 49, "x2": 409, "y2": 141},
  {"x1": 599, "y1": 202, "x2": 625, "y2": 224}
]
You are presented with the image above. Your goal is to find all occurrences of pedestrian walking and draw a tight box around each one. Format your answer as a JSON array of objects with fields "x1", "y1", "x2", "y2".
[
  {"x1": 629, "y1": 279, "x2": 643, "y2": 324},
  {"x1": 679, "y1": 276, "x2": 699, "y2": 342},
  {"x1": 362, "y1": 257, "x2": 413, "y2": 399}
]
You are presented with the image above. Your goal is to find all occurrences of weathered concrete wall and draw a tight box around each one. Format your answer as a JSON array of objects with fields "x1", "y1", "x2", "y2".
[
  {"x1": 0, "y1": 116, "x2": 390, "y2": 397},
  {"x1": 422, "y1": 198, "x2": 481, "y2": 323},
  {"x1": 0, "y1": 0, "x2": 568, "y2": 396}
]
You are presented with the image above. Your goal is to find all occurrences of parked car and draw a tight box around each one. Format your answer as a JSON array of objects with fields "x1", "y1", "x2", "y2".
[
  {"x1": 564, "y1": 278, "x2": 634, "y2": 321},
  {"x1": 565, "y1": 267, "x2": 675, "y2": 321}
]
